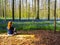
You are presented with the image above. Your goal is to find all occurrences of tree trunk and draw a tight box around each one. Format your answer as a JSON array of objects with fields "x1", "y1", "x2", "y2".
[
  {"x1": 0, "y1": 0, "x2": 2, "y2": 17},
  {"x1": 19, "y1": 0, "x2": 21, "y2": 20},
  {"x1": 28, "y1": 0, "x2": 30, "y2": 19},
  {"x1": 26, "y1": 0, "x2": 27, "y2": 19},
  {"x1": 36, "y1": 0, "x2": 39, "y2": 19},
  {"x1": 12, "y1": 0, "x2": 14, "y2": 21},
  {"x1": 34, "y1": 0, "x2": 36, "y2": 19},
  {"x1": 4, "y1": 0, "x2": 6, "y2": 21},
  {"x1": 32, "y1": 0, "x2": 33, "y2": 19},
  {"x1": 0, "y1": 0, "x2": 1, "y2": 17},
  {"x1": 22, "y1": 0, "x2": 24, "y2": 19},
  {"x1": 54, "y1": 0, "x2": 57, "y2": 33},
  {"x1": 1, "y1": 0, "x2": 4, "y2": 17},
  {"x1": 3, "y1": 9, "x2": 4, "y2": 17},
  {"x1": 48, "y1": 0, "x2": 50, "y2": 20}
]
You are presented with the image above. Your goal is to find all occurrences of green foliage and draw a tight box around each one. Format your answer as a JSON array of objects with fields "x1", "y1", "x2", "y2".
[
  {"x1": 0, "y1": 21, "x2": 60, "y2": 33},
  {"x1": 2, "y1": 8, "x2": 60, "y2": 19},
  {"x1": 0, "y1": 0, "x2": 60, "y2": 19}
]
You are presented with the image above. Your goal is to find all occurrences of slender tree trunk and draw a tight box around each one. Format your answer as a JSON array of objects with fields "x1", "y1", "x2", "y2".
[
  {"x1": 36, "y1": 0, "x2": 39, "y2": 19},
  {"x1": 26, "y1": 0, "x2": 27, "y2": 19},
  {"x1": 2, "y1": 0, "x2": 4, "y2": 17},
  {"x1": 34, "y1": 0, "x2": 36, "y2": 19},
  {"x1": 54, "y1": 0, "x2": 57, "y2": 33},
  {"x1": 32, "y1": 0, "x2": 33, "y2": 19},
  {"x1": 48, "y1": 0, "x2": 50, "y2": 20},
  {"x1": 22, "y1": 0, "x2": 24, "y2": 19},
  {"x1": 0, "y1": 0, "x2": 1, "y2": 17},
  {"x1": 0, "y1": 0, "x2": 2, "y2": 17},
  {"x1": 19, "y1": 0, "x2": 21, "y2": 20},
  {"x1": 12, "y1": 0, "x2": 14, "y2": 21},
  {"x1": 3, "y1": 9, "x2": 4, "y2": 17},
  {"x1": 28, "y1": 0, "x2": 30, "y2": 19},
  {"x1": 4, "y1": 0, "x2": 6, "y2": 21}
]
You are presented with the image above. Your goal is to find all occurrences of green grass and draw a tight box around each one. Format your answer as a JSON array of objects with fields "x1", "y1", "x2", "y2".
[{"x1": 0, "y1": 21, "x2": 60, "y2": 33}]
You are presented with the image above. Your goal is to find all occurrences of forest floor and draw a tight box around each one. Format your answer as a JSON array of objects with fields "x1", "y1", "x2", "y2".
[{"x1": 0, "y1": 30, "x2": 60, "y2": 45}]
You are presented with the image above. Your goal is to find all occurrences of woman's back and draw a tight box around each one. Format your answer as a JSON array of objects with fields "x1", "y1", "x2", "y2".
[{"x1": 7, "y1": 21, "x2": 14, "y2": 34}]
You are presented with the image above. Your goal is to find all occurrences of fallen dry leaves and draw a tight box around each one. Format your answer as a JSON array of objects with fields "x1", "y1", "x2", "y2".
[
  {"x1": 0, "y1": 34, "x2": 35, "y2": 45},
  {"x1": 0, "y1": 30, "x2": 60, "y2": 45}
]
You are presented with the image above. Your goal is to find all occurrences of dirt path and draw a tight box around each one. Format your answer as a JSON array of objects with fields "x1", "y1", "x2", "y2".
[{"x1": 0, "y1": 30, "x2": 60, "y2": 45}]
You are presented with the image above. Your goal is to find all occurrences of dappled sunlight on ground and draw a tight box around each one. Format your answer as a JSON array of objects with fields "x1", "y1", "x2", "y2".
[
  {"x1": 0, "y1": 34, "x2": 35, "y2": 45},
  {"x1": 0, "y1": 30, "x2": 60, "y2": 45}
]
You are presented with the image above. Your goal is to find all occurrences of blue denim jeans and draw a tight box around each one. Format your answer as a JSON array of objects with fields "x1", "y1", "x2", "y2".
[{"x1": 7, "y1": 30, "x2": 13, "y2": 34}]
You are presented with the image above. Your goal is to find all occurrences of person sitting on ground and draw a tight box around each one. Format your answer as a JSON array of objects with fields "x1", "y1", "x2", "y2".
[{"x1": 7, "y1": 21, "x2": 17, "y2": 35}]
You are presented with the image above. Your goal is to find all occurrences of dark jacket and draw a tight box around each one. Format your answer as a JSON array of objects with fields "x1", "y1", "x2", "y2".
[{"x1": 7, "y1": 27, "x2": 14, "y2": 34}]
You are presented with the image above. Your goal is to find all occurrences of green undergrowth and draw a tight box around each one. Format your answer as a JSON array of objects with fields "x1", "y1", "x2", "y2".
[{"x1": 0, "y1": 21, "x2": 60, "y2": 33}]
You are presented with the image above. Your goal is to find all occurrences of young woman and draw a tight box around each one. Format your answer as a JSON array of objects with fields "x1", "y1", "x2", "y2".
[{"x1": 7, "y1": 21, "x2": 16, "y2": 35}]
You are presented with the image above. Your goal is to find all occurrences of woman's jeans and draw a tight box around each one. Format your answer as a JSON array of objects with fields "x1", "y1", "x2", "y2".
[{"x1": 7, "y1": 30, "x2": 13, "y2": 34}]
